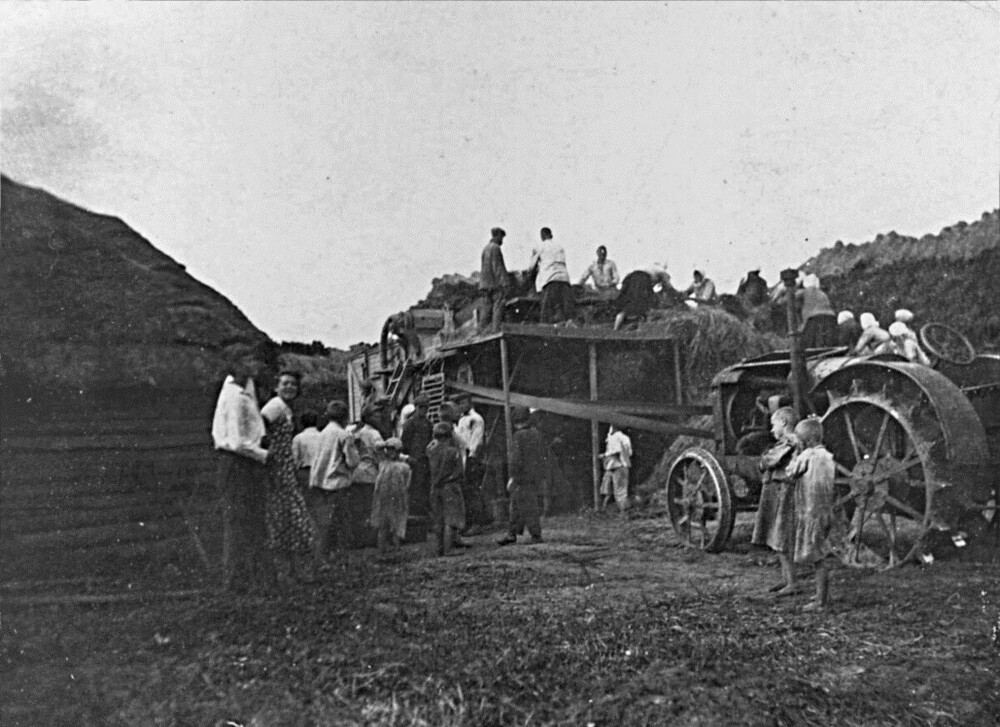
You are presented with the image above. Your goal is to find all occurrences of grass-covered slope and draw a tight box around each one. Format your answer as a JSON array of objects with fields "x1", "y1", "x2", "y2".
[{"x1": 804, "y1": 210, "x2": 999, "y2": 347}]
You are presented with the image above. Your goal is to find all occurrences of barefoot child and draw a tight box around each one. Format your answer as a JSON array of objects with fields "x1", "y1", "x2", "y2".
[
  {"x1": 751, "y1": 406, "x2": 800, "y2": 595},
  {"x1": 426, "y1": 421, "x2": 466, "y2": 556},
  {"x1": 370, "y1": 438, "x2": 411, "y2": 555},
  {"x1": 787, "y1": 417, "x2": 836, "y2": 611}
]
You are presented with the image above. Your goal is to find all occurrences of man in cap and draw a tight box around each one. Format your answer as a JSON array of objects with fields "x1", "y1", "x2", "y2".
[
  {"x1": 401, "y1": 394, "x2": 433, "y2": 516},
  {"x1": 479, "y1": 227, "x2": 511, "y2": 333},
  {"x1": 497, "y1": 406, "x2": 547, "y2": 545}
]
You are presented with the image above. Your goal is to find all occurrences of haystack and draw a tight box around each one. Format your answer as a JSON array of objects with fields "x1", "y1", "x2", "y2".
[{"x1": 636, "y1": 306, "x2": 785, "y2": 398}]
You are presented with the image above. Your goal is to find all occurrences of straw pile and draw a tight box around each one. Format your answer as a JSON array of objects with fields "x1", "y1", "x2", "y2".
[{"x1": 638, "y1": 306, "x2": 785, "y2": 398}]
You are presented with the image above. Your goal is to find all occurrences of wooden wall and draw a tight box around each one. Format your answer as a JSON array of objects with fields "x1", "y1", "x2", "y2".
[{"x1": 1, "y1": 389, "x2": 221, "y2": 582}]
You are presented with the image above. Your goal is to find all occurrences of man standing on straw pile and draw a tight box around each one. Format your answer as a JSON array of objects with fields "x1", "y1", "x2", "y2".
[
  {"x1": 530, "y1": 227, "x2": 574, "y2": 325},
  {"x1": 478, "y1": 227, "x2": 510, "y2": 334}
]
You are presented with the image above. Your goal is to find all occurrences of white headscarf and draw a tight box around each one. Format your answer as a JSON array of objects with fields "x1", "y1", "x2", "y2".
[
  {"x1": 837, "y1": 311, "x2": 855, "y2": 325},
  {"x1": 888, "y1": 321, "x2": 909, "y2": 338},
  {"x1": 802, "y1": 273, "x2": 820, "y2": 289},
  {"x1": 894, "y1": 309, "x2": 914, "y2": 323},
  {"x1": 859, "y1": 312, "x2": 879, "y2": 330}
]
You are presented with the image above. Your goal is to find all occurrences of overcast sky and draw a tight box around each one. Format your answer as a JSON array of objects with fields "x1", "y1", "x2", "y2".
[{"x1": 3, "y1": 2, "x2": 997, "y2": 348}]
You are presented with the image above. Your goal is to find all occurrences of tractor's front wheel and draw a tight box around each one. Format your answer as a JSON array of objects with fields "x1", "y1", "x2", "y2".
[{"x1": 666, "y1": 447, "x2": 735, "y2": 552}]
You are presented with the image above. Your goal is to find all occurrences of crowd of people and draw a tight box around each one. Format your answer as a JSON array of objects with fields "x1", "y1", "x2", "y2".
[
  {"x1": 210, "y1": 356, "x2": 593, "y2": 592},
  {"x1": 210, "y1": 354, "x2": 834, "y2": 609}
]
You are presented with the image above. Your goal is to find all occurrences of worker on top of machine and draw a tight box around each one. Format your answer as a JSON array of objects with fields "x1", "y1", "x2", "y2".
[
  {"x1": 682, "y1": 269, "x2": 718, "y2": 307},
  {"x1": 836, "y1": 311, "x2": 862, "y2": 349},
  {"x1": 578, "y1": 245, "x2": 620, "y2": 297},
  {"x1": 886, "y1": 321, "x2": 932, "y2": 365},
  {"x1": 737, "y1": 269, "x2": 769, "y2": 308},
  {"x1": 613, "y1": 262, "x2": 673, "y2": 330},
  {"x1": 380, "y1": 311, "x2": 422, "y2": 368},
  {"x1": 854, "y1": 312, "x2": 891, "y2": 356},
  {"x1": 530, "y1": 227, "x2": 574, "y2": 325}
]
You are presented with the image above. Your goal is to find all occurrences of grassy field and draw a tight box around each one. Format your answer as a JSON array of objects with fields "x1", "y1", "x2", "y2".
[{"x1": 2, "y1": 512, "x2": 998, "y2": 726}]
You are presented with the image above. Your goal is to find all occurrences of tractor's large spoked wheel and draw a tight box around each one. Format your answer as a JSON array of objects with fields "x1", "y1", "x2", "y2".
[
  {"x1": 666, "y1": 448, "x2": 734, "y2": 552},
  {"x1": 823, "y1": 396, "x2": 934, "y2": 568}
]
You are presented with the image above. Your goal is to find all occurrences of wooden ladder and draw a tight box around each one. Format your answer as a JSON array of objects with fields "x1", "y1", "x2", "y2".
[
  {"x1": 422, "y1": 369, "x2": 446, "y2": 423},
  {"x1": 385, "y1": 359, "x2": 409, "y2": 405}
]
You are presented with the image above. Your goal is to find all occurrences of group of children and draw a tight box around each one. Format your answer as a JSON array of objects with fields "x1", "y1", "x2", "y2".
[
  {"x1": 752, "y1": 406, "x2": 837, "y2": 611},
  {"x1": 350, "y1": 404, "x2": 551, "y2": 558}
]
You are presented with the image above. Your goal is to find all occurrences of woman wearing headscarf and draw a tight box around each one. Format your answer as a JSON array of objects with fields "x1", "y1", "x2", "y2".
[
  {"x1": 854, "y1": 313, "x2": 891, "y2": 355},
  {"x1": 797, "y1": 274, "x2": 837, "y2": 348},
  {"x1": 260, "y1": 370, "x2": 317, "y2": 583},
  {"x1": 888, "y1": 321, "x2": 932, "y2": 365},
  {"x1": 836, "y1": 311, "x2": 862, "y2": 349}
]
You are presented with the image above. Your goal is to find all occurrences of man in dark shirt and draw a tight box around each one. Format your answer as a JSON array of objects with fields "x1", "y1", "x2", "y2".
[
  {"x1": 497, "y1": 406, "x2": 547, "y2": 545},
  {"x1": 400, "y1": 394, "x2": 433, "y2": 516},
  {"x1": 478, "y1": 227, "x2": 510, "y2": 333}
]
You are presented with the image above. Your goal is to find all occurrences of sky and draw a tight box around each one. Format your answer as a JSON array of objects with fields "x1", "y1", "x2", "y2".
[{"x1": 2, "y1": 2, "x2": 998, "y2": 349}]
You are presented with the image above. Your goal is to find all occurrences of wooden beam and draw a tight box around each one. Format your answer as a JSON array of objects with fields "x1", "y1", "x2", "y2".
[
  {"x1": 499, "y1": 336, "x2": 515, "y2": 476},
  {"x1": 448, "y1": 381, "x2": 714, "y2": 438},
  {"x1": 673, "y1": 339, "x2": 684, "y2": 406},
  {"x1": 589, "y1": 342, "x2": 600, "y2": 510}
]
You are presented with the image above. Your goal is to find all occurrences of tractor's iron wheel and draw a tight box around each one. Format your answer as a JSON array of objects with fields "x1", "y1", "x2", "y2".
[
  {"x1": 665, "y1": 447, "x2": 735, "y2": 552},
  {"x1": 822, "y1": 394, "x2": 934, "y2": 568}
]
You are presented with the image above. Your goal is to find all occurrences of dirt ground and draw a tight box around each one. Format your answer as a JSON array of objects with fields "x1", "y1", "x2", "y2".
[{"x1": 2, "y1": 511, "x2": 998, "y2": 727}]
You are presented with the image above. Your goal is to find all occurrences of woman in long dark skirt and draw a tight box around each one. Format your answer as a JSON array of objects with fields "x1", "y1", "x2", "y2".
[{"x1": 260, "y1": 370, "x2": 317, "y2": 583}]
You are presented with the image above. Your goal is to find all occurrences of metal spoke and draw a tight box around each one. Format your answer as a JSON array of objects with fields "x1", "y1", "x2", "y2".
[
  {"x1": 851, "y1": 496, "x2": 872, "y2": 558},
  {"x1": 833, "y1": 492, "x2": 856, "y2": 510},
  {"x1": 871, "y1": 412, "x2": 891, "y2": 461},
  {"x1": 843, "y1": 410, "x2": 863, "y2": 463},
  {"x1": 884, "y1": 494, "x2": 925, "y2": 522},
  {"x1": 871, "y1": 455, "x2": 923, "y2": 483},
  {"x1": 835, "y1": 462, "x2": 854, "y2": 479}
]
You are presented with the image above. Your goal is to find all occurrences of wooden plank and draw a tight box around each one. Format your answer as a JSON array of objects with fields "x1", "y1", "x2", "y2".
[
  {"x1": 3, "y1": 515, "x2": 198, "y2": 549},
  {"x1": 1, "y1": 434, "x2": 210, "y2": 452},
  {"x1": 449, "y1": 382, "x2": 714, "y2": 438},
  {"x1": 589, "y1": 342, "x2": 600, "y2": 510},
  {"x1": 554, "y1": 398, "x2": 712, "y2": 418},
  {"x1": 501, "y1": 323, "x2": 680, "y2": 343}
]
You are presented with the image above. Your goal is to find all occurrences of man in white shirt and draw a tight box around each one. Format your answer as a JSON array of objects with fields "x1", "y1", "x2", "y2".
[
  {"x1": 456, "y1": 393, "x2": 490, "y2": 530},
  {"x1": 578, "y1": 245, "x2": 620, "y2": 293},
  {"x1": 308, "y1": 400, "x2": 360, "y2": 559},
  {"x1": 600, "y1": 425, "x2": 633, "y2": 513},
  {"x1": 291, "y1": 410, "x2": 322, "y2": 491},
  {"x1": 530, "y1": 227, "x2": 574, "y2": 324},
  {"x1": 211, "y1": 359, "x2": 275, "y2": 591}
]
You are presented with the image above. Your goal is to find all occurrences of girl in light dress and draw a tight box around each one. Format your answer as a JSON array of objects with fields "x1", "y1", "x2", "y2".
[{"x1": 786, "y1": 417, "x2": 836, "y2": 611}]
